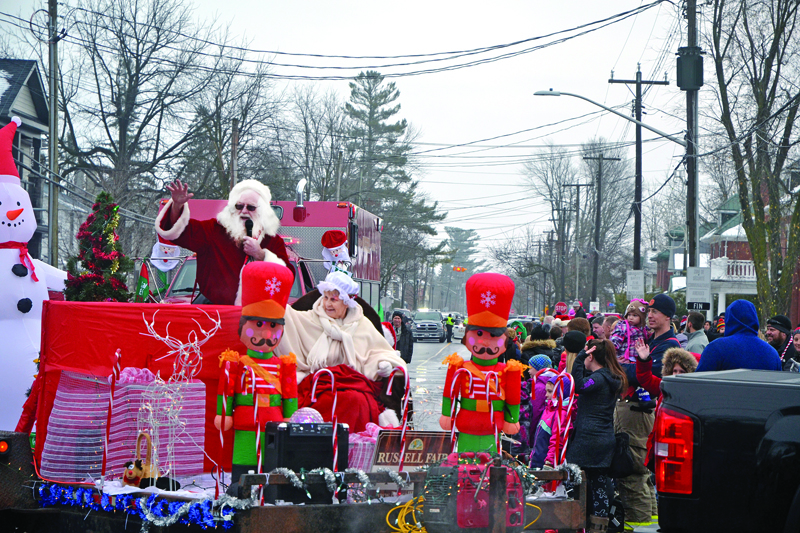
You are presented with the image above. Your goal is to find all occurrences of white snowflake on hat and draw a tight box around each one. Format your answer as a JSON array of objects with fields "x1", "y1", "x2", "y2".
[
  {"x1": 481, "y1": 291, "x2": 496, "y2": 308},
  {"x1": 265, "y1": 276, "x2": 282, "y2": 296},
  {"x1": 321, "y1": 229, "x2": 350, "y2": 274}
]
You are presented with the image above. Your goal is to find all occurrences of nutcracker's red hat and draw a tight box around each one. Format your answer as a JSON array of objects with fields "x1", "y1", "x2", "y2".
[
  {"x1": 0, "y1": 117, "x2": 21, "y2": 184},
  {"x1": 466, "y1": 273, "x2": 515, "y2": 329},
  {"x1": 241, "y1": 261, "x2": 294, "y2": 319},
  {"x1": 321, "y1": 230, "x2": 347, "y2": 249}
]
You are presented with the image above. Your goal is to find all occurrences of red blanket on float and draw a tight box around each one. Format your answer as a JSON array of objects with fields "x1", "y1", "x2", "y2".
[
  {"x1": 297, "y1": 364, "x2": 384, "y2": 434},
  {"x1": 34, "y1": 301, "x2": 244, "y2": 472},
  {"x1": 32, "y1": 301, "x2": 390, "y2": 473}
]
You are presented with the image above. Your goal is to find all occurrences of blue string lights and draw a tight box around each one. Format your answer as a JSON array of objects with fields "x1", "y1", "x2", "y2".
[{"x1": 37, "y1": 482, "x2": 245, "y2": 530}]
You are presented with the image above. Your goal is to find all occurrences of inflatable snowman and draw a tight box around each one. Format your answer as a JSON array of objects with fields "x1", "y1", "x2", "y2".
[{"x1": 0, "y1": 117, "x2": 62, "y2": 430}]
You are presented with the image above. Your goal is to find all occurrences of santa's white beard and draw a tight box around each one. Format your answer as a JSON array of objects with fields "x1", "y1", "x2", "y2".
[{"x1": 217, "y1": 210, "x2": 266, "y2": 243}]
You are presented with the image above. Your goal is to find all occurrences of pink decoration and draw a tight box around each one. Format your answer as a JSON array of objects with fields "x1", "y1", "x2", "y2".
[{"x1": 116, "y1": 367, "x2": 156, "y2": 385}]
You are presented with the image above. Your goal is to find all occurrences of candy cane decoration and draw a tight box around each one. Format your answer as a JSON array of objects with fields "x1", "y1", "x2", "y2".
[
  {"x1": 551, "y1": 372, "x2": 576, "y2": 466},
  {"x1": 449, "y1": 368, "x2": 475, "y2": 453},
  {"x1": 484, "y1": 371, "x2": 501, "y2": 455},
  {"x1": 215, "y1": 359, "x2": 232, "y2": 498},
  {"x1": 311, "y1": 369, "x2": 338, "y2": 471},
  {"x1": 532, "y1": 368, "x2": 557, "y2": 401},
  {"x1": 102, "y1": 349, "x2": 122, "y2": 477},
  {"x1": 386, "y1": 367, "x2": 410, "y2": 474}
]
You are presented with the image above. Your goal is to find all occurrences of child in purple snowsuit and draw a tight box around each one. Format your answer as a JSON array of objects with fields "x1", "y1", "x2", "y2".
[{"x1": 610, "y1": 300, "x2": 649, "y2": 364}]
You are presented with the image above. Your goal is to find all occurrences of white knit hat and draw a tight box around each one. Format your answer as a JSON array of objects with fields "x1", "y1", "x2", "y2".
[{"x1": 316, "y1": 271, "x2": 359, "y2": 308}]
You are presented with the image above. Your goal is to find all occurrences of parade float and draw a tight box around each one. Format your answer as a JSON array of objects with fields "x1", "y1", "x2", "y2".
[{"x1": 0, "y1": 120, "x2": 587, "y2": 533}]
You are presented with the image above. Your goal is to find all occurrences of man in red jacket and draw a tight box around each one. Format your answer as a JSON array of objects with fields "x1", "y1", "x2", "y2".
[{"x1": 156, "y1": 179, "x2": 293, "y2": 305}]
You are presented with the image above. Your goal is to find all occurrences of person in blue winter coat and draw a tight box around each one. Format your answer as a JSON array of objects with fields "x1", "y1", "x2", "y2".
[{"x1": 696, "y1": 299, "x2": 782, "y2": 372}]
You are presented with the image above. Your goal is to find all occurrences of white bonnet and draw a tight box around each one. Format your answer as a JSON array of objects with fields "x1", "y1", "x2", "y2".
[{"x1": 317, "y1": 271, "x2": 359, "y2": 308}]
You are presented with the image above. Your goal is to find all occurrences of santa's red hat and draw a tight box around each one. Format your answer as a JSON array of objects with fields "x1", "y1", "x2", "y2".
[
  {"x1": 321, "y1": 230, "x2": 347, "y2": 249},
  {"x1": 0, "y1": 117, "x2": 21, "y2": 185},
  {"x1": 466, "y1": 273, "x2": 515, "y2": 329},
  {"x1": 241, "y1": 261, "x2": 295, "y2": 319}
]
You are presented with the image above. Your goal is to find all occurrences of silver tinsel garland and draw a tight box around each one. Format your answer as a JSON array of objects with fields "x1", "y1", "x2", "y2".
[
  {"x1": 376, "y1": 468, "x2": 408, "y2": 489},
  {"x1": 555, "y1": 462, "x2": 583, "y2": 484},
  {"x1": 137, "y1": 493, "x2": 253, "y2": 533}
]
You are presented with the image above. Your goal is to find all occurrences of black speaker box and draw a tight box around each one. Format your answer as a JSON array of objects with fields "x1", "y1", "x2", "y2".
[{"x1": 262, "y1": 422, "x2": 349, "y2": 504}]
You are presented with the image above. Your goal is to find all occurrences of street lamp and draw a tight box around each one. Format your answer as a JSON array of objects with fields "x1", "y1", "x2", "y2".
[
  {"x1": 534, "y1": 89, "x2": 698, "y2": 275},
  {"x1": 533, "y1": 90, "x2": 685, "y2": 147}
]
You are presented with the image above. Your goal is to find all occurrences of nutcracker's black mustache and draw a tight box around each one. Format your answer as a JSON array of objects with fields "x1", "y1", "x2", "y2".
[
  {"x1": 473, "y1": 346, "x2": 500, "y2": 356},
  {"x1": 249, "y1": 337, "x2": 278, "y2": 347}
]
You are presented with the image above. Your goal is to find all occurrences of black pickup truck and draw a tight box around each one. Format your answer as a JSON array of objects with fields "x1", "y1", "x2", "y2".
[{"x1": 655, "y1": 369, "x2": 800, "y2": 533}]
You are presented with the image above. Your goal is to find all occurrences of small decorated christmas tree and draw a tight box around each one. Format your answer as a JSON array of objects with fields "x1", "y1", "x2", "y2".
[{"x1": 65, "y1": 191, "x2": 134, "y2": 302}]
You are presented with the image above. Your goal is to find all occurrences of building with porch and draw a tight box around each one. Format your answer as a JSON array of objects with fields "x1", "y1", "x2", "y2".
[
  {"x1": 0, "y1": 58, "x2": 51, "y2": 261},
  {"x1": 701, "y1": 197, "x2": 758, "y2": 316}
]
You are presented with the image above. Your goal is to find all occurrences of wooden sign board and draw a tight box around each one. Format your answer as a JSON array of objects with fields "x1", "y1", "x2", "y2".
[{"x1": 371, "y1": 430, "x2": 453, "y2": 471}]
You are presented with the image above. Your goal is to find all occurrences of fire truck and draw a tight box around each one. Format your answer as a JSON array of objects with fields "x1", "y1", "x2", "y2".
[{"x1": 154, "y1": 181, "x2": 383, "y2": 310}]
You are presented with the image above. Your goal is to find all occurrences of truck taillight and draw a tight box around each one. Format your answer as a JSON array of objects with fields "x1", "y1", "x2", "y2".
[{"x1": 655, "y1": 407, "x2": 694, "y2": 494}]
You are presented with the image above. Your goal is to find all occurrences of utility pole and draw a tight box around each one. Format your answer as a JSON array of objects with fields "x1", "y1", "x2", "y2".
[
  {"x1": 584, "y1": 154, "x2": 620, "y2": 300},
  {"x1": 537, "y1": 239, "x2": 543, "y2": 314},
  {"x1": 547, "y1": 231, "x2": 555, "y2": 306},
  {"x1": 334, "y1": 150, "x2": 343, "y2": 201},
  {"x1": 230, "y1": 118, "x2": 239, "y2": 193},
  {"x1": 678, "y1": 0, "x2": 702, "y2": 267},
  {"x1": 47, "y1": 0, "x2": 59, "y2": 266},
  {"x1": 609, "y1": 64, "x2": 669, "y2": 270},
  {"x1": 564, "y1": 182, "x2": 592, "y2": 301}
]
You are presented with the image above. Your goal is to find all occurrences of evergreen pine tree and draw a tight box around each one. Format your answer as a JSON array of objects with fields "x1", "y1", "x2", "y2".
[{"x1": 65, "y1": 192, "x2": 133, "y2": 302}]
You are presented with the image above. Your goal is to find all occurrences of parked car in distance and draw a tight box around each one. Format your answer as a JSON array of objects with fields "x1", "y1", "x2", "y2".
[
  {"x1": 413, "y1": 310, "x2": 446, "y2": 343},
  {"x1": 453, "y1": 321, "x2": 465, "y2": 340}
]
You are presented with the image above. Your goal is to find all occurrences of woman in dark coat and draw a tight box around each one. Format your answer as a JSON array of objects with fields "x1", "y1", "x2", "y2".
[{"x1": 567, "y1": 339, "x2": 628, "y2": 532}]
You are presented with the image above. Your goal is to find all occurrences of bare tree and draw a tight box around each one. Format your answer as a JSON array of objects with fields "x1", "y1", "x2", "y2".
[
  {"x1": 520, "y1": 140, "x2": 633, "y2": 302},
  {"x1": 521, "y1": 143, "x2": 577, "y2": 300},
  {"x1": 284, "y1": 86, "x2": 349, "y2": 201},
  {"x1": 706, "y1": 0, "x2": 800, "y2": 318},
  {"x1": 176, "y1": 47, "x2": 282, "y2": 200},
  {"x1": 60, "y1": 0, "x2": 219, "y2": 200}
]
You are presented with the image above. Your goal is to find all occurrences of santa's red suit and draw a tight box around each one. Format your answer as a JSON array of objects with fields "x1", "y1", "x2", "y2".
[{"x1": 156, "y1": 183, "x2": 293, "y2": 305}]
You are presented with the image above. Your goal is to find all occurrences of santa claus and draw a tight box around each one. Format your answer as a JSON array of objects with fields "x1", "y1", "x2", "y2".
[{"x1": 156, "y1": 179, "x2": 293, "y2": 305}]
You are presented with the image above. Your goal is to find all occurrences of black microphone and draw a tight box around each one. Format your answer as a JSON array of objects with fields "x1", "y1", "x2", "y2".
[{"x1": 245, "y1": 219, "x2": 253, "y2": 238}]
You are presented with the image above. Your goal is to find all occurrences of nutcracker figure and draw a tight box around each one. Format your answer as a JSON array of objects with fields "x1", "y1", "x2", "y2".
[
  {"x1": 215, "y1": 261, "x2": 298, "y2": 483},
  {"x1": 439, "y1": 273, "x2": 524, "y2": 453}
]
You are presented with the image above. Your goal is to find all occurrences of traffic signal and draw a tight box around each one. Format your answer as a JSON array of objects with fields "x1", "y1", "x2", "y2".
[{"x1": 452, "y1": 266, "x2": 466, "y2": 272}]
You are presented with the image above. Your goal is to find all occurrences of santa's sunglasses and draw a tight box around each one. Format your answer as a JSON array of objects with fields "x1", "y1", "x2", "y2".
[{"x1": 235, "y1": 203, "x2": 257, "y2": 212}]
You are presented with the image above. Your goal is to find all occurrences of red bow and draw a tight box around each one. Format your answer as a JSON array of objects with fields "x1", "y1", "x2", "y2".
[{"x1": 0, "y1": 241, "x2": 39, "y2": 282}]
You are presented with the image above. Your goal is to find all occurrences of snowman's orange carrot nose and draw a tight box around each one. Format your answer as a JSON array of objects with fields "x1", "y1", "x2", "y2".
[{"x1": 6, "y1": 208, "x2": 23, "y2": 220}]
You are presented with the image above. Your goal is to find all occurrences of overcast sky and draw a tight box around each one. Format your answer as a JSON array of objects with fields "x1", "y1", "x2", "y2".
[{"x1": 4, "y1": 0, "x2": 697, "y2": 259}]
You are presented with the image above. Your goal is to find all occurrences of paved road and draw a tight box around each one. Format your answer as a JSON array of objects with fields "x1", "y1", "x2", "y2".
[{"x1": 407, "y1": 338, "x2": 468, "y2": 431}]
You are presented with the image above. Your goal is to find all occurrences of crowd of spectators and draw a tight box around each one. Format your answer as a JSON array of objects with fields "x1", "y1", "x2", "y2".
[{"x1": 500, "y1": 295, "x2": 795, "y2": 531}]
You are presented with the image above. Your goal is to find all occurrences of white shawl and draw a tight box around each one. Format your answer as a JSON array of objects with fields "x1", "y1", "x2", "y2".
[{"x1": 277, "y1": 298, "x2": 407, "y2": 382}]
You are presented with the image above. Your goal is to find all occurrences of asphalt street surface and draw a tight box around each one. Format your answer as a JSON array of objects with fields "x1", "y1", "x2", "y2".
[{"x1": 408, "y1": 338, "x2": 468, "y2": 431}]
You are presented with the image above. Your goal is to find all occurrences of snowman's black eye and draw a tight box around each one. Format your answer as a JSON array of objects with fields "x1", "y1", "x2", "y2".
[{"x1": 17, "y1": 201, "x2": 20, "y2": 206}]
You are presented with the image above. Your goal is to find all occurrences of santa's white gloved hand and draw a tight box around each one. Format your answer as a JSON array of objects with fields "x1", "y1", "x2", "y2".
[{"x1": 377, "y1": 361, "x2": 393, "y2": 378}]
